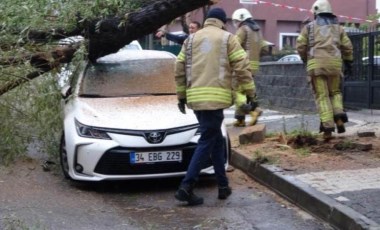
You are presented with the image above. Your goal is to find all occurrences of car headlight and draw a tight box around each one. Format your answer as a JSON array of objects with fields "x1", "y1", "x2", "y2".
[{"x1": 75, "y1": 119, "x2": 111, "y2": 140}]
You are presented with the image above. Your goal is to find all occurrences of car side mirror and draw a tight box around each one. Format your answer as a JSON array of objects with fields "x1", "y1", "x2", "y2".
[{"x1": 61, "y1": 85, "x2": 72, "y2": 99}]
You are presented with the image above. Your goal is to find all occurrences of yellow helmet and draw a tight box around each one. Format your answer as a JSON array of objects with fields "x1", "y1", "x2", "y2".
[
  {"x1": 311, "y1": 0, "x2": 333, "y2": 14},
  {"x1": 232, "y1": 8, "x2": 252, "y2": 22}
]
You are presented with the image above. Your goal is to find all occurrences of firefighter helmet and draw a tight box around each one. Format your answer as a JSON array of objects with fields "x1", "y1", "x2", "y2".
[
  {"x1": 311, "y1": 0, "x2": 333, "y2": 15},
  {"x1": 232, "y1": 8, "x2": 253, "y2": 22}
]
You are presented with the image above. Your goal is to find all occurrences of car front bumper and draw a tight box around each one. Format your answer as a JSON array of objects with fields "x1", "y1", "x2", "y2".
[{"x1": 65, "y1": 130, "x2": 229, "y2": 181}]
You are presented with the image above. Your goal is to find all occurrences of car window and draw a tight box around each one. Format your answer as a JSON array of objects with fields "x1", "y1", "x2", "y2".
[{"x1": 80, "y1": 59, "x2": 176, "y2": 97}]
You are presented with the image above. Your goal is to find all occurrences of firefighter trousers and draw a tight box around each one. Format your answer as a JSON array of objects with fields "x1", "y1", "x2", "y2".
[{"x1": 311, "y1": 74, "x2": 344, "y2": 129}]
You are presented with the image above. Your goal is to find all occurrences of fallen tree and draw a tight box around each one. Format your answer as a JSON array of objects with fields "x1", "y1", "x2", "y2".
[{"x1": 0, "y1": 0, "x2": 219, "y2": 96}]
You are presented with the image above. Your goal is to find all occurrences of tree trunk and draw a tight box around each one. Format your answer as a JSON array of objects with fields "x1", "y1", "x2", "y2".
[{"x1": 87, "y1": 0, "x2": 217, "y2": 62}]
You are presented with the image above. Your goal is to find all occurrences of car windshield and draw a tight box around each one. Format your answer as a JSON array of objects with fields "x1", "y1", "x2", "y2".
[{"x1": 79, "y1": 58, "x2": 176, "y2": 97}]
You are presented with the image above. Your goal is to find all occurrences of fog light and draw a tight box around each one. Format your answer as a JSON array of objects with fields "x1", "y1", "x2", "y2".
[{"x1": 75, "y1": 164, "x2": 83, "y2": 173}]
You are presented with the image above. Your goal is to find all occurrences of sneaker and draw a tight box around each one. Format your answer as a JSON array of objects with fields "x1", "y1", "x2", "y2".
[
  {"x1": 175, "y1": 188, "x2": 204, "y2": 206},
  {"x1": 218, "y1": 186, "x2": 232, "y2": 200}
]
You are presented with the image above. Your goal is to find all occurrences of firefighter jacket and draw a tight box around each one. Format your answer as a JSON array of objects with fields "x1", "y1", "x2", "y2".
[
  {"x1": 175, "y1": 18, "x2": 254, "y2": 111},
  {"x1": 296, "y1": 14, "x2": 353, "y2": 76},
  {"x1": 235, "y1": 19, "x2": 268, "y2": 75}
]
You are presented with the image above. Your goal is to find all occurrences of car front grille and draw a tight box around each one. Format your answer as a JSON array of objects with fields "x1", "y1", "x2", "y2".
[{"x1": 94, "y1": 143, "x2": 214, "y2": 175}]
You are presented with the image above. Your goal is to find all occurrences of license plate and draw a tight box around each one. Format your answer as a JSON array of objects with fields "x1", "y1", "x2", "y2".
[{"x1": 130, "y1": 151, "x2": 182, "y2": 164}]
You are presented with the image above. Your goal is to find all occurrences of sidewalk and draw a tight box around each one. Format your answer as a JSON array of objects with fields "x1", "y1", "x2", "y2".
[{"x1": 227, "y1": 108, "x2": 380, "y2": 230}]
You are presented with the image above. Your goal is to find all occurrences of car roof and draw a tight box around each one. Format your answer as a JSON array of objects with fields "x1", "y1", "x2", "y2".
[
  {"x1": 282, "y1": 54, "x2": 300, "y2": 58},
  {"x1": 96, "y1": 50, "x2": 176, "y2": 63}
]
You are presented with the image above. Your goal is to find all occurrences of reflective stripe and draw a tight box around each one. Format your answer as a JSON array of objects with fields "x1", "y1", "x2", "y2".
[
  {"x1": 219, "y1": 33, "x2": 229, "y2": 81},
  {"x1": 187, "y1": 87, "x2": 232, "y2": 104},
  {"x1": 176, "y1": 85, "x2": 186, "y2": 93},
  {"x1": 177, "y1": 52, "x2": 185, "y2": 62},
  {"x1": 244, "y1": 26, "x2": 251, "y2": 56},
  {"x1": 250, "y1": 60, "x2": 259, "y2": 71},
  {"x1": 185, "y1": 34, "x2": 195, "y2": 87},
  {"x1": 240, "y1": 82, "x2": 254, "y2": 91},
  {"x1": 307, "y1": 22, "x2": 315, "y2": 48},
  {"x1": 229, "y1": 49, "x2": 246, "y2": 62},
  {"x1": 342, "y1": 36, "x2": 351, "y2": 44},
  {"x1": 307, "y1": 58, "x2": 342, "y2": 71},
  {"x1": 297, "y1": 34, "x2": 307, "y2": 43}
]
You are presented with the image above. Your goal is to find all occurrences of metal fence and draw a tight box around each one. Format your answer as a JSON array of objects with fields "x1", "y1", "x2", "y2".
[{"x1": 343, "y1": 30, "x2": 380, "y2": 109}]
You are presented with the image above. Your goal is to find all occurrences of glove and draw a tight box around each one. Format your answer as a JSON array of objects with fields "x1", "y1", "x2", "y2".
[
  {"x1": 344, "y1": 60, "x2": 353, "y2": 77},
  {"x1": 177, "y1": 99, "x2": 186, "y2": 114},
  {"x1": 246, "y1": 95, "x2": 258, "y2": 111}
]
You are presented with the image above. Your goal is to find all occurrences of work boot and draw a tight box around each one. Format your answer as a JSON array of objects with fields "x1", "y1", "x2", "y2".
[
  {"x1": 218, "y1": 186, "x2": 232, "y2": 199},
  {"x1": 233, "y1": 119, "x2": 245, "y2": 127},
  {"x1": 319, "y1": 123, "x2": 335, "y2": 141},
  {"x1": 248, "y1": 109, "x2": 262, "y2": 126},
  {"x1": 336, "y1": 119, "x2": 346, "y2": 133},
  {"x1": 334, "y1": 113, "x2": 348, "y2": 134},
  {"x1": 323, "y1": 130, "x2": 333, "y2": 141},
  {"x1": 175, "y1": 187, "x2": 204, "y2": 206}
]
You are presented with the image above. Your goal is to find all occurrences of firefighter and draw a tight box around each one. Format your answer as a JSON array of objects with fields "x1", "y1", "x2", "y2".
[
  {"x1": 174, "y1": 8, "x2": 255, "y2": 205},
  {"x1": 231, "y1": 8, "x2": 269, "y2": 127},
  {"x1": 296, "y1": 0, "x2": 353, "y2": 140}
]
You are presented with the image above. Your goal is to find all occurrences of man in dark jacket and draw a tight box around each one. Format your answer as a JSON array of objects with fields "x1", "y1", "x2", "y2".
[{"x1": 155, "y1": 21, "x2": 201, "y2": 45}]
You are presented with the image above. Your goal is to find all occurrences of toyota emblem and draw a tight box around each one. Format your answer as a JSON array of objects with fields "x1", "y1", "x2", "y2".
[{"x1": 145, "y1": 131, "x2": 165, "y2": 144}]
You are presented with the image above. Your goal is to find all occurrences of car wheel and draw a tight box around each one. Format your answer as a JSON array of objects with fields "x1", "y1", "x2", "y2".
[{"x1": 59, "y1": 132, "x2": 71, "y2": 180}]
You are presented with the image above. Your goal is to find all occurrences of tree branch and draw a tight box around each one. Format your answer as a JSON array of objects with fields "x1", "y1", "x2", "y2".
[{"x1": 0, "y1": 45, "x2": 78, "y2": 96}]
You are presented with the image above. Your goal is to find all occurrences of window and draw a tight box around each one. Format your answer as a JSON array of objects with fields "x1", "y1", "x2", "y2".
[{"x1": 279, "y1": 33, "x2": 299, "y2": 50}]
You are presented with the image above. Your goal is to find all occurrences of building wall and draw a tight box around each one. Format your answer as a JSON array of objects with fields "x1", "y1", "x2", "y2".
[
  {"x1": 217, "y1": 0, "x2": 376, "y2": 50},
  {"x1": 163, "y1": 0, "x2": 376, "y2": 51}
]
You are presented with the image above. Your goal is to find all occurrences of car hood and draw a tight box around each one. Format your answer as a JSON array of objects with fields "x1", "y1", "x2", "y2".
[{"x1": 73, "y1": 96, "x2": 198, "y2": 130}]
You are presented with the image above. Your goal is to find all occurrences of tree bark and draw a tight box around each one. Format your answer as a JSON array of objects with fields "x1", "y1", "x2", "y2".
[{"x1": 87, "y1": 0, "x2": 217, "y2": 62}]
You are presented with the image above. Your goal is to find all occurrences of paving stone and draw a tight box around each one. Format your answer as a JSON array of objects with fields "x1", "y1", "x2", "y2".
[
  {"x1": 357, "y1": 131, "x2": 376, "y2": 137},
  {"x1": 238, "y1": 124, "x2": 266, "y2": 145},
  {"x1": 295, "y1": 168, "x2": 380, "y2": 195},
  {"x1": 354, "y1": 142, "x2": 373, "y2": 151}
]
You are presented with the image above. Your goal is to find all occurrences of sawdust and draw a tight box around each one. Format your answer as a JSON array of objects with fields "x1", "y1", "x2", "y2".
[{"x1": 232, "y1": 132, "x2": 380, "y2": 175}]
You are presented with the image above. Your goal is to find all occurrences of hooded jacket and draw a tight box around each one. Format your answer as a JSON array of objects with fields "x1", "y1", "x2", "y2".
[{"x1": 175, "y1": 18, "x2": 254, "y2": 111}]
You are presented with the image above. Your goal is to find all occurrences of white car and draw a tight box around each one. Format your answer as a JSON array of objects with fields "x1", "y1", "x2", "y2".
[
  {"x1": 277, "y1": 54, "x2": 302, "y2": 63},
  {"x1": 119, "y1": 40, "x2": 143, "y2": 51},
  {"x1": 60, "y1": 49, "x2": 230, "y2": 181}
]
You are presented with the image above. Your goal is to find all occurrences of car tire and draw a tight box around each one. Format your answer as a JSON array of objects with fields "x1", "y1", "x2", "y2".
[{"x1": 59, "y1": 132, "x2": 72, "y2": 180}]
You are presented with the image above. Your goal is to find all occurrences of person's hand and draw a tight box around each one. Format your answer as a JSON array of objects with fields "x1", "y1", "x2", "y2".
[
  {"x1": 155, "y1": 31, "x2": 165, "y2": 38},
  {"x1": 344, "y1": 60, "x2": 353, "y2": 76},
  {"x1": 246, "y1": 95, "x2": 258, "y2": 111},
  {"x1": 177, "y1": 99, "x2": 186, "y2": 114}
]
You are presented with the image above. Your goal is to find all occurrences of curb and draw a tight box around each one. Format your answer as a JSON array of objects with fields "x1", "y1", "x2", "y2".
[{"x1": 231, "y1": 149, "x2": 380, "y2": 230}]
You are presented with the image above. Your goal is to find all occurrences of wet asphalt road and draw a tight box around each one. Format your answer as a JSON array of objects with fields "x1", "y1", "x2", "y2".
[{"x1": 0, "y1": 159, "x2": 331, "y2": 230}]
